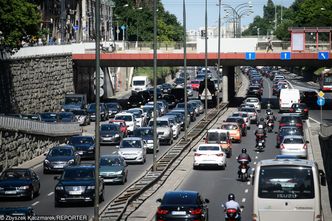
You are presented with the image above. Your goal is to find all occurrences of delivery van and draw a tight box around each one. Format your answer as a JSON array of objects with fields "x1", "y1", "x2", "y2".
[
  {"x1": 132, "y1": 76, "x2": 150, "y2": 91},
  {"x1": 279, "y1": 88, "x2": 300, "y2": 112}
]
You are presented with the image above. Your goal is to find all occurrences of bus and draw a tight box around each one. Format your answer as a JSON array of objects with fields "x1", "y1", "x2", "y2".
[
  {"x1": 252, "y1": 159, "x2": 326, "y2": 221},
  {"x1": 319, "y1": 69, "x2": 332, "y2": 92}
]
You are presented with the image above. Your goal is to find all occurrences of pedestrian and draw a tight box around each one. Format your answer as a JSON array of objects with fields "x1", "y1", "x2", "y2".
[{"x1": 266, "y1": 37, "x2": 273, "y2": 52}]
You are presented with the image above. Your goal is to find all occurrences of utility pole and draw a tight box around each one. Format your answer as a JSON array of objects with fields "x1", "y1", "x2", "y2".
[
  {"x1": 217, "y1": 0, "x2": 221, "y2": 109},
  {"x1": 183, "y1": 0, "x2": 188, "y2": 140},
  {"x1": 204, "y1": 0, "x2": 208, "y2": 120}
]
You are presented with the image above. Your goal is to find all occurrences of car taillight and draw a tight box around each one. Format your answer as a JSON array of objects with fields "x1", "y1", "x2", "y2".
[
  {"x1": 296, "y1": 123, "x2": 302, "y2": 127},
  {"x1": 157, "y1": 208, "x2": 169, "y2": 215},
  {"x1": 242, "y1": 123, "x2": 246, "y2": 128},
  {"x1": 189, "y1": 208, "x2": 202, "y2": 215},
  {"x1": 303, "y1": 144, "x2": 307, "y2": 149},
  {"x1": 194, "y1": 153, "x2": 203, "y2": 156},
  {"x1": 216, "y1": 153, "x2": 224, "y2": 157},
  {"x1": 289, "y1": 108, "x2": 294, "y2": 112},
  {"x1": 279, "y1": 123, "x2": 286, "y2": 127},
  {"x1": 280, "y1": 144, "x2": 285, "y2": 149},
  {"x1": 304, "y1": 108, "x2": 308, "y2": 112}
]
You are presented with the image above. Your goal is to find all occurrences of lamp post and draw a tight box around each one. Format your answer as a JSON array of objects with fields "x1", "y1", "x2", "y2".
[
  {"x1": 204, "y1": 0, "x2": 208, "y2": 120},
  {"x1": 183, "y1": 0, "x2": 188, "y2": 140},
  {"x1": 152, "y1": 0, "x2": 157, "y2": 172},
  {"x1": 217, "y1": 0, "x2": 221, "y2": 109},
  {"x1": 135, "y1": 7, "x2": 143, "y2": 47}
]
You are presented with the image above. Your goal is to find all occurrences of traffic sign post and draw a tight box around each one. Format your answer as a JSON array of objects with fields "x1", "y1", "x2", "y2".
[
  {"x1": 317, "y1": 96, "x2": 325, "y2": 124},
  {"x1": 93, "y1": 68, "x2": 105, "y2": 97}
]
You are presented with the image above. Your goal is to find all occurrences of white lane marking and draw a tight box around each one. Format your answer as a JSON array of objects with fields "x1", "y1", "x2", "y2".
[
  {"x1": 48, "y1": 192, "x2": 54, "y2": 196},
  {"x1": 309, "y1": 117, "x2": 320, "y2": 124},
  {"x1": 254, "y1": 161, "x2": 257, "y2": 165},
  {"x1": 247, "y1": 181, "x2": 251, "y2": 185},
  {"x1": 245, "y1": 189, "x2": 249, "y2": 193},
  {"x1": 242, "y1": 198, "x2": 246, "y2": 203},
  {"x1": 255, "y1": 156, "x2": 258, "y2": 159},
  {"x1": 31, "y1": 201, "x2": 39, "y2": 206}
]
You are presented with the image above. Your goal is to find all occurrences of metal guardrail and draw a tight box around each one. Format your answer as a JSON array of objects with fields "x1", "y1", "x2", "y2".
[{"x1": 0, "y1": 116, "x2": 82, "y2": 137}]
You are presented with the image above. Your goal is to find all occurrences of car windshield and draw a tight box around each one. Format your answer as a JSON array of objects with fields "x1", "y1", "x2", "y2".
[
  {"x1": 198, "y1": 146, "x2": 220, "y2": 151},
  {"x1": 175, "y1": 78, "x2": 184, "y2": 84},
  {"x1": 115, "y1": 115, "x2": 133, "y2": 121},
  {"x1": 100, "y1": 157, "x2": 123, "y2": 166},
  {"x1": 133, "y1": 80, "x2": 145, "y2": 86},
  {"x1": 127, "y1": 110, "x2": 142, "y2": 118},
  {"x1": 69, "y1": 137, "x2": 93, "y2": 145},
  {"x1": 247, "y1": 98, "x2": 258, "y2": 102},
  {"x1": 101, "y1": 124, "x2": 118, "y2": 131},
  {"x1": 65, "y1": 97, "x2": 82, "y2": 105},
  {"x1": 106, "y1": 103, "x2": 118, "y2": 109},
  {"x1": 134, "y1": 128, "x2": 153, "y2": 136},
  {"x1": 283, "y1": 138, "x2": 304, "y2": 144},
  {"x1": 72, "y1": 110, "x2": 86, "y2": 115},
  {"x1": 49, "y1": 148, "x2": 73, "y2": 156},
  {"x1": 59, "y1": 113, "x2": 73, "y2": 119},
  {"x1": 121, "y1": 140, "x2": 142, "y2": 148},
  {"x1": 0, "y1": 170, "x2": 30, "y2": 180},
  {"x1": 62, "y1": 168, "x2": 94, "y2": 180},
  {"x1": 221, "y1": 124, "x2": 238, "y2": 130},
  {"x1": 191, "y1": 80, "x2": 199, "y2": 84},
  {"x1": 258, "y1": 166, "x2": 314, "y2": 199},
  {"x1": 149, "y1": 120, "x2": 169, "y2": 127},
  {"x1": 241, "y1": 108, "x2": 255, "y2": 113}
]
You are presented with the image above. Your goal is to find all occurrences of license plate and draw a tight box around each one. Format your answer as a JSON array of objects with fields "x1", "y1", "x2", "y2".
[
  {"x1": 5, "y1": 191, "x2": 17, "y2": 194},
  {"x1": 53, "y1": 165, "x2": 64, "y2": 168},
  {"x1": 171, "y1": 211, "x2": 186, "y2": 215},
  {"x1": 258, "y1": 143, "x2": 263, "y2": 146},
  {"x1": 296, "y1": 110, "x2": 301, "y2": 112},
  {"x1": 241, "y1": 168, "x2": 246, "y2": 173},
  {"x1": 69, "y1": 191, "x2": 82, "y2": 195}
]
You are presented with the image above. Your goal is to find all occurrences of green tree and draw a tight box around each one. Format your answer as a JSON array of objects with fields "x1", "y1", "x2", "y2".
[{"x1": 0, "y1": 0, "x2": 41, "y2": 49}]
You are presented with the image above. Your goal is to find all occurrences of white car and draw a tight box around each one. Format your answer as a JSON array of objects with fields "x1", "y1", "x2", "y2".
[
  {"x1": 126, "y1": 108, "x2": 146, "y2": 127},
  {"x1": 232, "y1": 112, "x2": 250, "y2": 129},
  {"x1": 244, "y1": 97, "x2": 261, "y2": 111},
  {"x1": 193, "y1": 144, "x2": 226, "y2": 169},
  {"x1": 160, "y1": 115, "x2": 181, "y2": 139},
  {"x1": 117, "y1": 137, "x2": 147, "y2": 164},
  {"x1": 239, "y1": 107, "x2": 258, "y2": 124},
  {"x1": 280, "y1": 135, "x2": 308, "y2": 159},
  {"x1": 114, "y1": 112, "x2": 136, "y2": 134}
]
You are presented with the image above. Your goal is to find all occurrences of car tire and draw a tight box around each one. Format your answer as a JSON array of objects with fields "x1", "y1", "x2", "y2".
[{"x1": 193, "y1": 165, "x2": 199, "y2": 170}]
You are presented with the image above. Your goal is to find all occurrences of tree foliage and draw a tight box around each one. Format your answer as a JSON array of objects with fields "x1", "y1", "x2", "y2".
[{"x1": 0, "y1": 0, "x2": 41, "y2": 49}]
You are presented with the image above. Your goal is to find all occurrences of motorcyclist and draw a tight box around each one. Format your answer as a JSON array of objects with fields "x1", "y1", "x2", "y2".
[
  {"x1": 224, "y1": 193, "x2": 241, "y2": 221},
  {"x1": 257, "y1": 117, "x2": 266, "y2": 128},
  {"x1": 255, "y1": 124, "x2": 266, "y2": 136},
  {"x1": 237, "y1": 148, "x2": 251, "y2": 178}
]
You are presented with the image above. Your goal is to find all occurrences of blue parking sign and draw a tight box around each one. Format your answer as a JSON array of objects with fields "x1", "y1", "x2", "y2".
[
  {"x1": 317, "y1": 97, "x2": 325, "y2": 106},
  {"x1": 280, "y1": 52, "x2": 291, "y2": 60},
  {"x1": 245, "y1": 52, "x2": 256, "y2": 60},
  {"x1": 318, "y1": 52, "x2": 329, "y2": 60}
]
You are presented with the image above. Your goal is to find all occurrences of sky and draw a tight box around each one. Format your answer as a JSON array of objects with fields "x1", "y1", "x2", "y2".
[{"x1": 161, "y1": 0, "x2": 294, "y2": 30}]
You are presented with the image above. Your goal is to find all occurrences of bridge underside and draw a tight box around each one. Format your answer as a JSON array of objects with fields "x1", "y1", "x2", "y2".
[{"x1": 72, "y1": 53, "x2": 332, "y2": 67}]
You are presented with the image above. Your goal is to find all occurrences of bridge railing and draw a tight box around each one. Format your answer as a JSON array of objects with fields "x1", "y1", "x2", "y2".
[{"x1": 0, "y1": 116, "x2": 82, "y2": 137}]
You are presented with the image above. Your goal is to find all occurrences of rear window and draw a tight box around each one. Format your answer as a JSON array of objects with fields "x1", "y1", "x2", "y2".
[
  {"x1": 280, "y1": 116, "x2": 302, "y2": 124},
  {"x1": 221, "y1": 124, "x2": 238, "y2": 130},
  {"x1": 198, "y1": 146, "x2": 220, "y2": 151},
  {"x1": 207, "y1": 132, "x2": 219, "y2": 141},
  {"x1": 258, "y1": 166, "x2": 314, "y2": 199},
  {"x1": 283, "y1": 137, "x2": 304, "y2": 144}
]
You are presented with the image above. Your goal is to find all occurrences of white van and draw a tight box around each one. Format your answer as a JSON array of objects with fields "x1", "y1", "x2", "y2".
[
  {"x1": 132, "y1": 76, "x2": 150, "y2": 91},
  {"x1": 279, "y1": 88, "x2": 300, "y2": 112},
  {"x1": 252, "y1": 159, "x2": 326, "y2": 221}
]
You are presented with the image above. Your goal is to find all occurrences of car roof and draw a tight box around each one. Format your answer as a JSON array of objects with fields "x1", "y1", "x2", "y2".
[
  {"x1": 123, "y1": 137, "x2": 143, "y2": 141},
  {"x1": 208, "y1": 129, "x2": 229, "y2": 133},
  {"x1": 258, "y1": 159, "x2": 315, "y2": 167},
  {"x1": 164, "y1": 190, "x2": 198, "y2": 198},
  {"x1": 52, "y1": 145, "x2": 75, "y2": 149},
  {"x1": 65, "y1": 165, "x2": 95, "y2": 169},
  {"x1": 282, "y1": 135, "x2": 304, "y2": 139},
  {"x1": 134, "y1": 127, "x2": 152, "y2": 130},
  {"x1": 116, "y1": 112, "x2": 134, "y2": 116},
  {"x1": 221, "y1": 122, "x2": 238, "y2": 126}
]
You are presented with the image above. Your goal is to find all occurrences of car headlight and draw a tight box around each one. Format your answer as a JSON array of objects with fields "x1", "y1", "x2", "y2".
[
  {"x1": 0, "y1": 187, "x2": 4, "y2": 190},
  {"x1": 114, "y1": 134, "x2": 120, "y2": 138},
  {"x1": 61, "y1": 108, "x2": 65, "y2": 112},
  {"x1": 88, "y1": 145, "x2": 95, "y2": 150},
  {"x1": 68, "y1": 159, "x2": 75, "y2": 164},
  {"x1": 55, "y1": 186, "x2": 64, "y2": 190},
  {"x1": 115, "y1": 171, "x2": 123, "y2": 175},
  {"x1": 87, "y1": 186, "x2": 95, "y2": 190},
  {"x1": 44, "y1": 159, "x2": 50, "y2": 164},
  {"x1": 18, "y1": 185, "x2": 30, "y2": 190}
]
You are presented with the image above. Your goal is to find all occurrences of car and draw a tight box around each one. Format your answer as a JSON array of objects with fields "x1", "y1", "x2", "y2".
[
  {"x1": 147, "y1": 101, "x2": 168, "y2": 116},
  {"x1": 126, "y1": 108, "x2": 147, "y2": 127},
  {"x1": 99, "y1": 155, "x2": 128, "y2": 184},
  {"x1": 127, "y1": 91, "x2": 147, "y2": 108},
  {"x1": 193, "y1": 143, "x2": 227, "y2": 169},
  {"x1": 289, "y1": 103, "x2": 309, "y2": 119},
  {"x1": 40, "y1": 112, "x2": 59, "y2": 123},
  {"x1": 220, "y1": 122, "x2": 242, "y2": 143},
  {"x1": 160, "y1": 83, "x2": 173, "y2": 94},
  {"x1": 0, "y1": 168, "x2": 40, "y2": 200},
  {"x1": 43, "y1": 145, "x2": 80, "y2": 174},
  {"x1": 109, "y1": 119, "x2": 128, "y2": 137},
  {"x1": 67, "y1": 136, "x2": 95, "y2": 160},
  {"x1": 170, "y1": 87, "x2": 185, "y2": 103},
  {"x1": 160, "y1": 115, "x2": 181, "y2": 139},
  {"x1": 174, "y1": 103, "x2": 197, "y2": 122},
  {"x1": 205, "y1": 129, "x2": 232, "y2": 158},
  {"x1": 174, "y1": 77, "x2": 185, "y2": 87},
  {"x1": 239, "y1": 107, "x2": 258, "y2": 124},
  {"x1": 162, "y1": 94, "x2": 177, "y2": 108},
  {"x1": 147, "y1": 87, "x2": 163, "y2": 100},
  {"x1": 187, "y1": 85, "x2": 194, "y2": 97},
  {"x1": 0, "y1": 207, "x2": 35, "y2": 218},
  {"x1": 165, "y1": 111, "x2": 188, "y2": 131},
  {"x1": 280, "y1": 135, "x2": 308, "y2": 158},
  {"x1": 21, "y1": 114, "x2": 41, "y2": 121},
  {"x1": 54, "y1": 165, "x2": 104, "y2": 206},
  {"x1": 148, "y1": 117, "x2": 173, "y2": 145},
  {"x1": 276, "y1": 126, "x2": 304, "y2": 148},
  {"x1": 117, "y1": 137, "x2": 147, "y2": 164},
  {"x1": 279, "y1": 114, "x2": 303, "y2": 129},
  {"x1": 105, "y1": 102, "x2": 122, "y2": 117},
  {"x1": 225, "y1": 117, "x2": 247, "y2": 136},
  {"x1": 87, "y1": 103, "x2": 109, "y2": 121},
  {"x1": 72, "y1": 110, "x2": 91, "y2": 126},
  {"x1": 189, "y1": 99, "x2": 204, "y2": 114},
  {"x1": 244, "y1": 97, "x2": 261, "y2": 111},
  {"x1": 247, "y1": 85, "x2": 262, "y2": 98},
  {"x1": 114, "y1": 112, "x2": 136, "y2": 134},
  {"x1": 58, "y1": 112, "x2": 76, "y2": 123},
  {"x1": 156, "y1": 191, "x2": 209, "y2": 221},
  {"x1": 100, "y1": 123, "x2": 124, "y2": 145},
  {"x1": 231, "y1": 111, "x2": 250, "y2": 129},
  {"x1": 133, "y1": 127, "x2": 159, "y2": 153}
]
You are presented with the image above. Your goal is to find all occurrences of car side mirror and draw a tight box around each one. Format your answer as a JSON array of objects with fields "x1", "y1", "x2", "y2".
[
  {"x1": 156, "y1": 198, "x2": 162, "y2": 203},
  {"x1": 319, "y1": 169, "x2": 326, "y2": 186},
  {"x1": 54, "y1": 176, "x2": 59, "y2": 180},
  {"x1": 193, "y1": 148, "x2": 197, "y2": 152}
]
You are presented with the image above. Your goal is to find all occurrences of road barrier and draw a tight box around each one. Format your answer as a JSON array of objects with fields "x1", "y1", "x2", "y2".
[{"x1": 0, "y1": 116, "x2": 82, "y2": 136}]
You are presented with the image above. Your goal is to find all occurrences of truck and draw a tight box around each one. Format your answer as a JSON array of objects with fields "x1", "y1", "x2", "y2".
[
  {"x1": 61, "y1": 94, "x2": 87, "y2": 112},
  {"x1": 198, "y1": 78, "x2": 217, "y2": 107},
  {"x1": 132, "y1": 76, "x2": 150, "y2": 92}
]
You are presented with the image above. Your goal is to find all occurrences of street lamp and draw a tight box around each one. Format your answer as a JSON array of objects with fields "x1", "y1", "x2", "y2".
[
  {"x1": 183, "y1": 0, "x2": 188, "y2": 140},
  {"x1": 135, "y1": 7, "x2": 143, "y2": 47},
  {"x1": 152, "y1": 0, "x2": 157, "y2": 172}
]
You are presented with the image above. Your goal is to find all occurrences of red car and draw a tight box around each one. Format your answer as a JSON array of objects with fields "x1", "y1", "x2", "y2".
[
  {"x1": 109, "y1": 119, "x2": 128, "y2": 136},
  {"x1": 191, "y1": 80, "x2": 201, "y2": 91}
]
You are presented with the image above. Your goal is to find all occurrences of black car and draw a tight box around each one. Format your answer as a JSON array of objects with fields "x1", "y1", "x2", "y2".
[
  {"x1": 160, "y1": 83, "x2": 173, "y2": 94},
  {"x1": 87, "y1": 103, "x2": 109, "y2": 121},
  {"x1": 43, "y1": 145, "x2": 80, "y2": 174},
  {"x1": 0, "y1": 168, "x2": 40, "y2": 200},
  {"x1": 58, "y1": 112, "x2": 76, "y2": 123},
  {"x1": 127, "y1": 92, "x2": 146, "y2": 108},
  {"x1": 40, "y1": 112, "x2": 59, "y2": 123},
  {"x1": 289, "y1": 103, "x2": 309, "y2": 119},
  {"x1": 68, "y1": 136, "x2": 95, "y2": 160},
  {"x1": 133, "y1": 127, "x2": 155, "y2": 153},
  {"x1": 54, "y1": 165, "x2": 104, "y2": 206},
  {"x1": 105, "y1": 102, "x2": 122, "y2": 117},
  {"x1": 174, "y1": 103, "x2": 196, "y2": 122},
  {"x1": 279, "y1": 114, "x2": 303, "y2": 130},
  {"x1": 175, "y1": 77, "x2": 185, "y2": 86},
  {"x1": 147, "y1": 88, "x2": 163, "y2": 99},
  {"x1": 247, "y1": 86, "x2": 262, "y2": 98},
  {"x1": 0, "y1": 207, "x2": 35, "y2": 218},
  {"x1": 276, "y1": 126, "x2": 304, "y2": 147},
  {"x1": 156, "y1": 191, "x2": 209, "y2": 221},
  {"x1": 162, "y1": 94, "x2": 177, "y2": 108},
  {"x1": 100, "y1": 123, "x2": 124, "y2": 145}
]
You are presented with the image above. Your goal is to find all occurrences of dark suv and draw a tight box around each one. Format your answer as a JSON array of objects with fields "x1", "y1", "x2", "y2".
[
  {"x1": 289, "y1": 103, "x2": 309, "y2": 119},
  {"x1": 279, "y1": 114, "x2": 303, "y2": 130},
  {"x1": 54, "y1": 165, "x2": 104, "y2": 206}
]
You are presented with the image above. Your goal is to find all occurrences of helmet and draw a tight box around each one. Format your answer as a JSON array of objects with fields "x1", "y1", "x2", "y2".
[
  {"x1": 228, "y1": 193, "x2": 235, "y2": 201},
  {"x1": 258, "y1": 124, "x2": 263, "y2": 129},
  {"x1": 241, "y1": 148, "x2": 247, "y2": 154}
]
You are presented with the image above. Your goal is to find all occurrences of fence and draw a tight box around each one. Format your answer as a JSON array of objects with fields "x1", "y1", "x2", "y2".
[{"x1": 0, "y1": 116, "x2": 82, "y2": 137}]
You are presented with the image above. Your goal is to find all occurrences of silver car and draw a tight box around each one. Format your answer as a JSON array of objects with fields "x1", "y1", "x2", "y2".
[
  {"x1": 117, "y1": 137, "x2": 147, "y2": 164},
  {"x1": 280, "y1": 135, "x2": 308, "y2": 159},
  {"x1": 148, "y1": 117, "x2": 173, "y2": 145},
  {"x1": 239, "y1": 107, "x2": 258, "y2": 124},
  {"x1": 160, "y1": 115, "x2": 181, "y2": 139}
]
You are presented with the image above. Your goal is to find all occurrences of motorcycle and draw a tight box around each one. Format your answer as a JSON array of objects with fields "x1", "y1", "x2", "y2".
[
  {"x1": 222, "y1": 204, "x2": 243, "y2": 221},
  {"x1": 256, "y1": 139, "x2": 265, "y2": 151},
  {"x1": 255, "y1": 133, "x2": 266, "y2": 142},
  {"x1": 238, "y1": 162, "x2": 249, "y2": 182},
  {"x1": 266, "y1": 120, "x2": 274, "y2": 132}
]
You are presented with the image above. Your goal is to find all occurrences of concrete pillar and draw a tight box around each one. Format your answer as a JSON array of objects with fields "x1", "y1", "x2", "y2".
[
  {"x1": 228, "y1": 66, "x2": 235, "y2": 100},
  {"x1": 222, "y1": 67, "x2": 229, "y2": 103}
]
